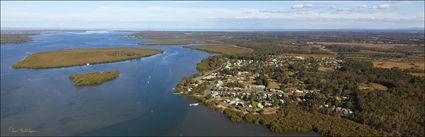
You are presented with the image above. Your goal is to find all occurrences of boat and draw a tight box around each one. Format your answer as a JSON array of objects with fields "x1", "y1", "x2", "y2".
[{"x1": 189, "y1": 103, "x2": 199, "y2": 107}]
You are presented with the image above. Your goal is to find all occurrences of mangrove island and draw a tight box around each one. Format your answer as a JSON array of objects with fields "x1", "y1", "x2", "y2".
[
  {"x1": 69, "y1": 70, "x2": 120, "y2": 86},
  {"x1": 12, "y1": 48, "x2": 162, "y2": 69}
]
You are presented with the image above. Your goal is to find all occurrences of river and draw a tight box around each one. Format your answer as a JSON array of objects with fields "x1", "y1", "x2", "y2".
[{"x1": 1, "y1": 31, "x2": 279, "y2": 136}]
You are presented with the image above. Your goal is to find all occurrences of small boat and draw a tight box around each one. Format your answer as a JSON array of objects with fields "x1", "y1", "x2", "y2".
[{"x1": 189, "y1": 103, "x2": 199, "y2": 107}]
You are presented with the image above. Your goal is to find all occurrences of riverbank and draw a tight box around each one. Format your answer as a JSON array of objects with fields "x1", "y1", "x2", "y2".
[{"x1": 12, "y1": 48, "x2": 162, "y2": 69}]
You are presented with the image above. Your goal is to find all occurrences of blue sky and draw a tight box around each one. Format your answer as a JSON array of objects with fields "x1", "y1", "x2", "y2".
[{"x1": 1, "y1": 1, "x2": 424, "y2": 30}]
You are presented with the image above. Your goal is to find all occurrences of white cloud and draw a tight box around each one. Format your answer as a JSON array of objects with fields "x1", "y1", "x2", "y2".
[
  {"x1": 2, "y1": 5, "x2": 416, "y2": 22},
  {"x1": 360, "y1": 3, "x2": 392, "y2": 9},
  {"x1": 359, "y1": 4, "x2": 368, "y2": 8},
  {"x1": 172, "y1": 1, "x2": 205, "y2": 3},
  {"x1": 376, "y1": 4, "x2": 391, "y2": 9},
  {"x1": 235, "y1": 9, "x2": 420, "y2": 23},
  {"x1": 97, "y1": 6, "x2": 108, "y2": 9},
  {"x1": 291, "y1": 4, "x2": 313, "y2": 9},
  {"x1": 372, "y1": 4, "x2": 391, "y2": 9},
  {"x1": 2, "y1": 4, "x2": 423, "y2": 29}
]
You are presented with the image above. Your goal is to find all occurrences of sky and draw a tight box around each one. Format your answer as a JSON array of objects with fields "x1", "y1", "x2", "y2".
[{"x1": 1, "y1": 1, "x2": 424, "y2": 30}]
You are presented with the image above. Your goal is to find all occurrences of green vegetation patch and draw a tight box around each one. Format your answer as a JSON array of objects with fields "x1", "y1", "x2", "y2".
[
  {"x1": 184, "y1": 44, "x2": 253, "y2": 55},
  {"x1": 69, "y1": 70, "x2": 120, "y2": 86},
  {"x1": 12, "y1": 48, "x2": 162, "y2": 69},
  {"x1": 196, "y1": 56, "x2": 225, "y2": 72}
]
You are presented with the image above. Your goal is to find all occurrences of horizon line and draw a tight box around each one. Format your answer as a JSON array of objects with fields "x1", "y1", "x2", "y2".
[{"x1": 2, "y1": 27, "x2": 424, "y2": 32}]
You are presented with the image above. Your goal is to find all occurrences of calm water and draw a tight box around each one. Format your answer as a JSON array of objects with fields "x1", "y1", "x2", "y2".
[{"x1": 0, "y1": 31, "x2": 278, "y2": 136}]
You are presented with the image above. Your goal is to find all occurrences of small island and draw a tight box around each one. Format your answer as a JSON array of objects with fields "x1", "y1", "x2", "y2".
[
  {"x1": 12, "y1": 48, "x2": 162, "y2": 69},
  {"x1": 69, "y1": 70, "x2": 119, "y2": 86},
  {"x1": 184, "y1": 44, "x2": 253, "y2": 55},
  {"x1": 1, "y1": 34, "x2": 33, "y2": 44}
]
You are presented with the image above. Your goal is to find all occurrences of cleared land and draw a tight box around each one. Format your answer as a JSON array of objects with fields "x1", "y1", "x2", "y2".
[
  {"x1": 184, "y1": 45, "x2": 253, "y2": 55},
  {"x1": 372, "y1": 61, "x2": 424, "y2": 70},
  {"x1": 358, "y1": 82, "x2": 388, "y2": 91},
  {"x1": 69, "y1": 70, "x2": 119, "y2": 86},
  {"x1": 12, "y1": 48, "x2": 162, "y2": 69},
  {"x1": 317, "y1": 42, "x2": 405, "y2": 49}
]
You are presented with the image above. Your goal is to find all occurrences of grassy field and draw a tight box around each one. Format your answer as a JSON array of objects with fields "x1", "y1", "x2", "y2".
[
  {"x1": 358, "y1": 82, "x2": 388, "y2": 91},
  {"x1": 1, "y1": 35, "x2": 32, "y2": 44},
  {"x1": 184, "y1": 44, "x2": 253, "y2": 55},
  {"x1": 69, "y1": 70, "x2": 119, "y2": 86},
  {"x1": 12, "y1": 48, "x2": 162, "y2": 69},
  {"x1": 316, "y1": 42, "x2": 402, "y2": 49},
  {"x1": 267, "y1": 81, "x2": 280, "y2": 89},
  {"x1": 372, "y1": 61, "x2": 424, "y2": 70}
]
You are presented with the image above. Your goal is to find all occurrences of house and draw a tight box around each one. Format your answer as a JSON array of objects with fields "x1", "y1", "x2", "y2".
[
  {"x1": 249, "y1": 84, "x2": 266, "y2": 90},
  {"x1": 237, "y1": 71, "x2": 249, "y2": 76},
  {"x1": 295, "y1": 56, "x2": 305, "y2": 60},
  {"x1": 264, "y1": 102, "x2": 273, "y2": 107},
  {"x1": 257, "y1": 103, "x2": 264, "y2": 109},
  {"x1": 203, "y1": 75, "x2": 215, "y2": 80},
  {"x1": 236, "y1": 102, "x2": 245, "y2": 107},
  {"x1": 334, "y1": 107, "x2": 353, "y2": 115},
  {"x1": 279, "y1": 99, "x2": 285, "y2": 105},
  {"x1": 216, "y1": 81, "x2": 224, "y2": 87},
  {"x1": 211, "y1": 91, "x2": 219, "y2": 98},
  {"x1": 296, "y1": 98, "x2": 303, "y2": 102},
  {"x1": 294, "y1": 89, "x2": 304, "y2": 94}
]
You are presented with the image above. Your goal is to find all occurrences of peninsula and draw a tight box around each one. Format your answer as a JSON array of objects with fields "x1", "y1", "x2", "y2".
[{"x1": 12, "y1": 48, "x2": 162, "y2": 69}]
